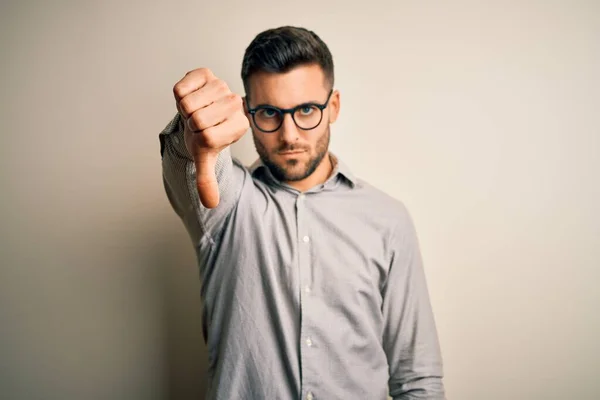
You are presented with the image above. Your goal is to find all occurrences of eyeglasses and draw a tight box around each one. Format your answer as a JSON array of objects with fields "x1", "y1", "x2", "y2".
[{"x1": 247, "y1": 89, "x2": 334, "y2": 133}]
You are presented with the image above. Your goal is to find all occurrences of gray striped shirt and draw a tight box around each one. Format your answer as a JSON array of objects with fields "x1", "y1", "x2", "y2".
[{"x1": 159, "y1": 114, "x2": 445, "y2": 400}]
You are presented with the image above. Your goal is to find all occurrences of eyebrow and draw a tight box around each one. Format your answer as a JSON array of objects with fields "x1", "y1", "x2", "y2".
[
  {"x1": 253, "y1": 100, "x2": 320, "y2": 109},
  {"x1": 248, "y1": 89, "x2": 332, "y2": 110}
]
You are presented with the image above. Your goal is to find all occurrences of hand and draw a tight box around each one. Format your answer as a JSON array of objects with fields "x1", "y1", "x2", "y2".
[{"x1": 173, "y1": 68, "x2": 249, "y2": 208}]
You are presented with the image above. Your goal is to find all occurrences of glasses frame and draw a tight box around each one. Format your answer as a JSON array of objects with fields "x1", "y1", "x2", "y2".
[{"x1": 247, "y1": 89, "x2": 334, "y2": 133}]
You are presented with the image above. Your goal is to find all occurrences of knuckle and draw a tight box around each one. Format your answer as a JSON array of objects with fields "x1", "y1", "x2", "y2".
[
  {"x1": 190, "y1": 67, "x2": 211, "y2": 76},
  {"x1": 216, "y1": 79, "x2": 230, "y2": 94},
  {"x1": 227, "y1": 93, "x2": 242, "y2": 109},
  {"x1": 173, "y1": 82, "x2": 185, "y2": 99},
  {"x1": 200, "y1": 67, "x2": 213, "y2": 76},
  {"x1": 179, "y1": 96, "x2": 193, "y2": 115},
  {"x1": 197, "y1": 67, "x2": 209, "y2": 78},
  {"x1": 239, "y1": 113, "x2": 250, "y2": 130},
  {"x1": 191, "y1": 112, "x2": 206, "y2": 130},
  {"x1": 230, "y1": 112, "x2": 248, "y2": 132}
]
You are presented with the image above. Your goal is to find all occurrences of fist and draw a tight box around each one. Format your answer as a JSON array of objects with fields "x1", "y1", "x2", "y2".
[{"x1": 173, "y1": 68, "x2": 249, "y2": 208}]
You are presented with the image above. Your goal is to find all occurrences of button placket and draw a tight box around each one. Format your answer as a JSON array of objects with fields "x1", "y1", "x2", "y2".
[{"x1": 296, "y1": 192, "x2": 316, "y2": 396}]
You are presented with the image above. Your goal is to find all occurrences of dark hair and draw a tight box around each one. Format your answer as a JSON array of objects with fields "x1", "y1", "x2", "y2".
[{"x1": 241, "y1": 26, "x2": 334, "y2": 96}]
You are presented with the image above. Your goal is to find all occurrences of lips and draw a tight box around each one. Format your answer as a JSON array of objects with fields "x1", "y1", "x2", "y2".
[{"x1": 278, "y1": 150, "x2": 306, "y2": 156}]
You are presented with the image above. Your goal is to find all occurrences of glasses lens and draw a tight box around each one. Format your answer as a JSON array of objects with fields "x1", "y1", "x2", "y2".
[
  {"x1": 254, "y1": 108, "x2": 282, "y2": 132},
  {"x1": 294, "y1": 106, "x2": 322, "y2": 130}
]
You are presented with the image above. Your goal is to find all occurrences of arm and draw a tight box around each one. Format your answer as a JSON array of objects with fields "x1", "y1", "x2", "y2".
[
  {"x1": 160, "y1": 112, "x2": 244, "y2": 246},
  {"x1": 382, "y1": 207, "x2": 446, "y2": 400}
]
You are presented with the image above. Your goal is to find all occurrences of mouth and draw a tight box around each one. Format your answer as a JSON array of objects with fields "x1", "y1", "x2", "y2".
[{"x1": 278, "y1": 150, "x2": 306, "y2": 156}]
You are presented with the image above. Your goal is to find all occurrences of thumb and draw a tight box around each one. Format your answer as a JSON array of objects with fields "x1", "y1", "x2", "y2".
[{"x1": 194, "y1": 149, "x2": 220, "y2": 208}]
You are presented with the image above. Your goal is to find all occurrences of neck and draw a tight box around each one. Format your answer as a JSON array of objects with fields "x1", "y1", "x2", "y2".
[{"x1": 287, "y1": 153, "x2": 334, "y2": 192}]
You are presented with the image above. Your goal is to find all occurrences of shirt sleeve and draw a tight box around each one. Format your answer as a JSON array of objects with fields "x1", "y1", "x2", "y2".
[
  {"x1": 159, "y1": 113, "x2": 246, "y2": 246},
  {"x1": 382, "y1": 206, "x2": 446, "y2": 400}
]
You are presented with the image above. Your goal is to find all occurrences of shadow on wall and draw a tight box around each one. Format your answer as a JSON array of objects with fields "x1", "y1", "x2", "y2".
[{"x1": 152, "y1": 217, "x2": 209, "y2": 400}]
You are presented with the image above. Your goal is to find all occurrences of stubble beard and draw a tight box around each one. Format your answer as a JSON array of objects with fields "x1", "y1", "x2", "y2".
[{"x1": 254, "y1": 126, "x2": 331, "y2": 183}]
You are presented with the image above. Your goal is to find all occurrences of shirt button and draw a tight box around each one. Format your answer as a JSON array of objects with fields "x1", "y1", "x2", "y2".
[
  {"x1": 306, "y1": 338, "x2": 312, "y2": 347},
  {"x1": 298, "y1": 194, "x2": 305, "y2": 201},
  {"x1": 304, "y1": 286, "x2": 311, "y2": 293},
  {"x1": 173, "y1": 136, "x2": 180, "y2": 144},
  {"x1": 306, "y1": 392, "x2": 314, "y2": 400},
  {"x1": 303, "y1": 235, "x2": 310, "y2": 243}
]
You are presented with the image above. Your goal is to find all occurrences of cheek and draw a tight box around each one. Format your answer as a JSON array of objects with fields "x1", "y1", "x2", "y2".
[
  {"x1": 254, "y1": 132, "x2": 277, "y2": 152},
  {"x1": 307, "y1": 128, "x2": 329, "y2": 151}
]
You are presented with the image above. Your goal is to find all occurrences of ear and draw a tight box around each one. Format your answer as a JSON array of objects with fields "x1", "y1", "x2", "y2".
[
  {"x1": 328, "y1": 90, "x2": 341, "y2": 124},
  {"x1": 242, "y1": 96, "x2": 255, "y2": 131},
  {"x1": 242, "y1": 96, "x2": 249, "y2": 114}
]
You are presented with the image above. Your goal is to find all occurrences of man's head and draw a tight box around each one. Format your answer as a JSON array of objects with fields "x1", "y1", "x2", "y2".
[{"x1": 241, "y1": 26, "x2": 340, "y2": 187}]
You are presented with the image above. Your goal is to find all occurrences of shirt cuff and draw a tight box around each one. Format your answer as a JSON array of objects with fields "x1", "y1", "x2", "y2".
[{"x1": 159, "y1": 113, "x2": 193, "y2": 160}]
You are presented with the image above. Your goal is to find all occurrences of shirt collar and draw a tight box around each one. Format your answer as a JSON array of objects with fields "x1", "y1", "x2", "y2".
[{"x1": 249, "y1": 152, "x2": 357, "y2": 189}]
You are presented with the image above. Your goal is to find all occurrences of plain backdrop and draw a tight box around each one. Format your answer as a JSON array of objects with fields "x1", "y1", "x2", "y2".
[{"x1": 1, "y1": 0, "x2": 599, "y2": 399}]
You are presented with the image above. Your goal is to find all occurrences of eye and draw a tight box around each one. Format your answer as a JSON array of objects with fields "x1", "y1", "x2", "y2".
[
  {"x1": 299, "y1": 106, "x2": 315, "y2": 116},
  {"x1": 258, "y1": 108, "x2": 278, "y2": 119}
]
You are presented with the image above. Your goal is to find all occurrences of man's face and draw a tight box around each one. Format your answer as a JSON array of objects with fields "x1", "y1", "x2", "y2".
[{"x1": 245, "y1": 64, "x2": 340, "y2": 183}]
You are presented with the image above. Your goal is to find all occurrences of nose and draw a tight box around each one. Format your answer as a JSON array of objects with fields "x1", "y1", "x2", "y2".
[{"x1": 279, "y1": 113, "x2": 300, "y2": 143}]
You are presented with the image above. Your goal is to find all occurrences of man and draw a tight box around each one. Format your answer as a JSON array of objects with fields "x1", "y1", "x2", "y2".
[{"x1": 159, "y1": 26, "x2": 445, "y2": 400}]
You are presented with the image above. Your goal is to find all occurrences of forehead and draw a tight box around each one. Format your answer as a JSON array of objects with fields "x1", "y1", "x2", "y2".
[{"x1": 247, "y1": 64, "x2": 329, "y2": 108}]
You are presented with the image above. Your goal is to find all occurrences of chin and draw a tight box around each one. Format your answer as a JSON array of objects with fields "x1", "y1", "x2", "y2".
[
  {"x1": 279, "y1": 162, "x2": 310, "y2": 181},
  {"x1": 263, "y1": 158, "x2": 310, "y2": 182},
  {"x1": 283, "y1": 170, "x2": 311, "y2": 182}
]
